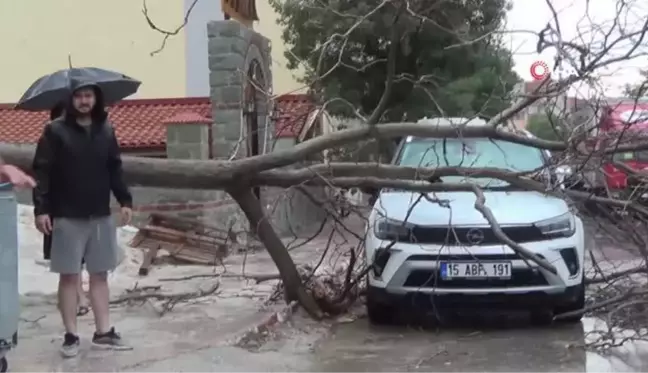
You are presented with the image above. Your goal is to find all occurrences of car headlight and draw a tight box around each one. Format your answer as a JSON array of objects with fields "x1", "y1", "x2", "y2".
[
  {"x1": 373, "y1": 218, "x2": 413, "y2": 242},
  {"x1": 533, "y1": 213, "x2": 575, "y2": 238}
]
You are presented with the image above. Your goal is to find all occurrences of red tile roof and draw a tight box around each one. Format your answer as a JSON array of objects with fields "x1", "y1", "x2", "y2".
[
  {"x1": 274, "y1": 94, "x2": 316, "y2": 137},
  {"x1": 162, "y1": 111, "x2": 212, "y2": 125},
  {"x1": 0, "y1": 94, "x2": 314, "y2": 150}
]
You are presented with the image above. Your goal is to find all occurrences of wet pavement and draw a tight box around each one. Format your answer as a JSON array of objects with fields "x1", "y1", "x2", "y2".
[
  {"x1": 10, "y1": 286, "x2": 648, "y2": 372},
  {"x1": 311, "y1": 318, "x2": 610, "y2": 372},
  {"x1": 70, "y1": 315, "x2": 648, "y2": 372},
  {"x1": 10, "y1": 291, "x2": 273, "y2": 372}
]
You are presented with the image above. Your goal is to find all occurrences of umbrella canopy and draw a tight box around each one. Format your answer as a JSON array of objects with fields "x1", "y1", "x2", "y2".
[{"x1": 15, "y1": 67, "x2": 141, "y2": 111}]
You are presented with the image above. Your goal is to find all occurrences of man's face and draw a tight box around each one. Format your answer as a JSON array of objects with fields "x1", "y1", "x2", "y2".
[{"x1": 72, "y1": 88, "x2": 96, "y2": 114}]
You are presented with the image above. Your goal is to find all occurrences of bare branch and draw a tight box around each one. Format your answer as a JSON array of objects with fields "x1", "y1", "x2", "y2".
[{"x1": 142, "y1": 0, "x2": 198, "y2": 56}]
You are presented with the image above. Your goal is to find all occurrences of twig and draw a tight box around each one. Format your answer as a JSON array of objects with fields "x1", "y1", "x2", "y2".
[
  {"x1": 142, "y1": 0, "x2": 198, "y2": 56},
  {"x1": 110, "y1": 283, "x2": 220, "y2": 306},
  {"x1": 20, "y1": 315, "x2": 46, "y2": 326},
  {"x1": 110, "y1": 283, "x2": 219, "y2": 303},
  {"x1": 555, "y1": 287, "x2": 648, "y2": 321},
  {"x1": 158, "y1": 272, "x2": 281, "y2": 284},
  {"x1": 586, "y1": 265, "x2": 648, "y2": 285}
]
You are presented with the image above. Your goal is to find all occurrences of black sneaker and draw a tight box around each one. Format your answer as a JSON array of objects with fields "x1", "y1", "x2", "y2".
[
  {"x1": 60, "y1": 333, "x2": 80, "y2": 358},
  {"x1": 91, "y1": 327, "x2": 133, "y2": 350}
]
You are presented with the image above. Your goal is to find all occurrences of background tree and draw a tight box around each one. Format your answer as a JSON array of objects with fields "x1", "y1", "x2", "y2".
[
  {"x1": 526, "y1": 112, "x2": 566, "y2": 140},
  {"x1": 270, "y1": 0, "x2": 520, "y2": 123},
  {"x1": 624, "y1": 69, "x2": 648, "y2": 98}
]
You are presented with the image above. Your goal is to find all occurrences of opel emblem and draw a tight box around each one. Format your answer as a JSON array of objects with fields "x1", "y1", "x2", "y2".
[{"x1": 465, "y1": 228, "x2": 485, "y2": 245}]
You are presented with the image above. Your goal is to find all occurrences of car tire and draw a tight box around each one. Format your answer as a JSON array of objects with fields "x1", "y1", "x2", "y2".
[
  {"x1": 366, "y1": 283, "x2": 395, "y2": 325},
  {"x1": 553, "y1": 273, "x2": 586, "y2": 323},
  {"x1": 530, "y1": 309, "x2": 553, "y2": 325},
  {"x1": 367, "y1": 297, "x2": 395, "y2": 325}
]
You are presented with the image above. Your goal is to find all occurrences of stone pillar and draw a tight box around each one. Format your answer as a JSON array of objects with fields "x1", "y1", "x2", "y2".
[
  {"x1": 207, "y1": 20, "x2": 273, "y2": 160},
  {"x1": 206, "y1": 20, "x2": 326, "y2": 238},
  {"x1": 163, "y1": 112, "x2": 212, "y2": 160}
]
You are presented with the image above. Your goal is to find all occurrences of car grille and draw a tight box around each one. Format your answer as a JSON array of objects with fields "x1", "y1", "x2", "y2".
[
  {"x1": 402, "y1": 254, "x2": 548, "y2": 288},
  {"x1": 408, "y1": 225, "x2": 545, "y2": 245}
]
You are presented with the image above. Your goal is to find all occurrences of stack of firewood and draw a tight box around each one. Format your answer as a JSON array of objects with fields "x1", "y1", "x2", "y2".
[{"x1": 129, "y1": 213, "x2": 237, "y2": 275}]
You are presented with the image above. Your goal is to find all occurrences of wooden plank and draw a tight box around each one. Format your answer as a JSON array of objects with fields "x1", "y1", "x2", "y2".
[
  {"x1": 129, "y1": 213, "x2": 236, "y2": 267},
  {"x1": 142, "y1": 225, "x2": 229, "y2": 247},
  {"x1": 129, "y1": 232, "x2": 145, "y2": 247},
  {"x1": 150, "y1": 213, "x2": 224, "y2": 233},
  {"x1": 172, "y1": 245, "x2": 228, "y2": 265},
  {"x1": 172, "y1": 252, "x2": 220, "y2": 265},
  {"x1": 150, "y1": 213, "x2": 237, "y2": 242}
]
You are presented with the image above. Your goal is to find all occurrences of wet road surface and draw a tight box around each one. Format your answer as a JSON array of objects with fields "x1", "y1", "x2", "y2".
[
  {"x1": 310, "y1": 317, "x2": 648, "y2": 372},
  {"x1": 131, "y1": 315, "x2": 648, "y2": 372},
  {"x1": 314, "y1": 319, "x2": 587, "y2": 371},
  {"x1": 13, "y1": 308, "x2": 648, "y2": 372}
]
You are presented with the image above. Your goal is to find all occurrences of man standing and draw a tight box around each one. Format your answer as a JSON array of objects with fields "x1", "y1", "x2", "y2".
[
  {"x1": 32, "y1": 80, "x2": 134, "y2": 357},
  {"x1": 41, "y1": 104, "x2": 90, "y2": 317}
]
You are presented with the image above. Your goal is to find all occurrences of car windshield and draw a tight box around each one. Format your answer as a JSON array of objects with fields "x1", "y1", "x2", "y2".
[
  {"x1": 613, "y1": 150, "x2": 648, "y2": 162},
  {"x1": 396, "y1": 138, "x2": 546, "y2": 187}
]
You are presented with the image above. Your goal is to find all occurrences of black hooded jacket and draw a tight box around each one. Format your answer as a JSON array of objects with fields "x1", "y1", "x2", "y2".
[{"x1": 32, "y1": 79, "x2": 133, "y2": 218}]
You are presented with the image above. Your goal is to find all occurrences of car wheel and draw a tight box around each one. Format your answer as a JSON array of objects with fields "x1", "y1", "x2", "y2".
[
  {"x1": 366, "y1": 283, "x2": 395, "y2": 325},
  {"x1": 554, "y1": 273, "x2": 586, "y2": 323},
  {"x1": 530, "y1": 309, "x2": 553, "y2": 325},
  {"x1": 367, "y1": 297, "x2": 395, "y2": 325}
]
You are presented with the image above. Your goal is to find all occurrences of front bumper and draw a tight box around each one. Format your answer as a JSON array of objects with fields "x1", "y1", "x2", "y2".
[
  {"x1": 367, "y1": 283, "x2": 583, "y2": 309},
  {"x1": 365, "y1": 219, "x2": 585, "y2": 296}
]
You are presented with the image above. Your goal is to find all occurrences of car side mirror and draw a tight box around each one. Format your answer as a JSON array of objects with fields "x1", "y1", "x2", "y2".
[{"x1": 535, "y1": 169, "x2": 557, "y2": 186}]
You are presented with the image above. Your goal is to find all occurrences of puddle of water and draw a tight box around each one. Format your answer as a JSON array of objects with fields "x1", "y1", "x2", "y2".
[{"x1": 311, "y1": 317, "x2": 648, "y2": 372}]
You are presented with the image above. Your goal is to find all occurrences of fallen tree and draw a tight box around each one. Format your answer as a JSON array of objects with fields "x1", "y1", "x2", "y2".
[{"x1": 4, "y1": 0, "x2": 648, "y2": 345}]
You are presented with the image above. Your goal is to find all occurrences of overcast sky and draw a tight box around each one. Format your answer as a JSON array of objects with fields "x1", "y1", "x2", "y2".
[{"x1": 506, "y1": 0, "x2": 647, "y2": 97}]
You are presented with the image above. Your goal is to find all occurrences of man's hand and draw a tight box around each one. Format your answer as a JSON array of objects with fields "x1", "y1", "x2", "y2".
[
  {"x1": 0, "y1": 165, "x2": 36, "y2": 189},
  {"x1": 35, "y1": 214, "x2": 52, "y2": 235},
  {"x1": 120, "y1": 206, "x2": 133, "y2": 226}
]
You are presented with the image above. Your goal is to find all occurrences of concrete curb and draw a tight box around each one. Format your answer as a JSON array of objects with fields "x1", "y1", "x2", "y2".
[{"x1": 233, "y1": 301, "x2": 299, "y2": 348}]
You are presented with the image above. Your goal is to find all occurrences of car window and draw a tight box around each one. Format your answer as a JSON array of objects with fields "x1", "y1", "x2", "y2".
[
  {"x1": 396, "y1": 138, "x2": 545, "y2": 186},
  {"x1": 613, "y1": 150, "x2": 648, "y2": 161},
  {"x1": 613, "y1": 152, "x2": 634, "y2": 161}
]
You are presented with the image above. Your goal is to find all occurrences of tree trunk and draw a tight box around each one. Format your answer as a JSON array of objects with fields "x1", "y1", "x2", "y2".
[{"x1": 227, "y1": 187, "x2": 323, "y2": 319}]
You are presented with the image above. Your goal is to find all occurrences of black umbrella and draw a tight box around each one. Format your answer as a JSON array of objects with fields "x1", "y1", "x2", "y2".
[{"x1": 15, "y1": 67, "x2": 141, "y2": 111}]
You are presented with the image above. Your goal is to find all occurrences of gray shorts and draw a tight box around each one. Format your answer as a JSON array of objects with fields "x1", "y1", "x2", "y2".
[{"x1": 49, "y1": 216, "x2": 118, "y2": 275}]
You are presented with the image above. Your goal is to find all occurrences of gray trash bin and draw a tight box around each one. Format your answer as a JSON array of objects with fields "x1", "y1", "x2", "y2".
[{"x1": 0, "y1": 182, "x2": 18, "y2": 372}]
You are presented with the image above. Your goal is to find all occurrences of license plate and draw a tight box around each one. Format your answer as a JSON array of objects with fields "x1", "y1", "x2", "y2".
[{"x1": 440, "y1": 262, "x2": 512, "y2": 279}]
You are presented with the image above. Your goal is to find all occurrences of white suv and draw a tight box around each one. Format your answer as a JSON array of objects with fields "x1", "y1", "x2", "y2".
[{"x1": 364, "y1": 126, "x2": 585, "y2": 325}]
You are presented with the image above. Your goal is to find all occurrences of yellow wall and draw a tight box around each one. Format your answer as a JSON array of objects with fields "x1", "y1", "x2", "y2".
[
  {"x1": 0, "y1": 0, "x2": 186, "y2": 103},
  {"x1": 254, "y1": 1, "x2": 306, "y2": 96},
  {"x1": 0, "y1": 0, "x2": 304, "y2": 103}
]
